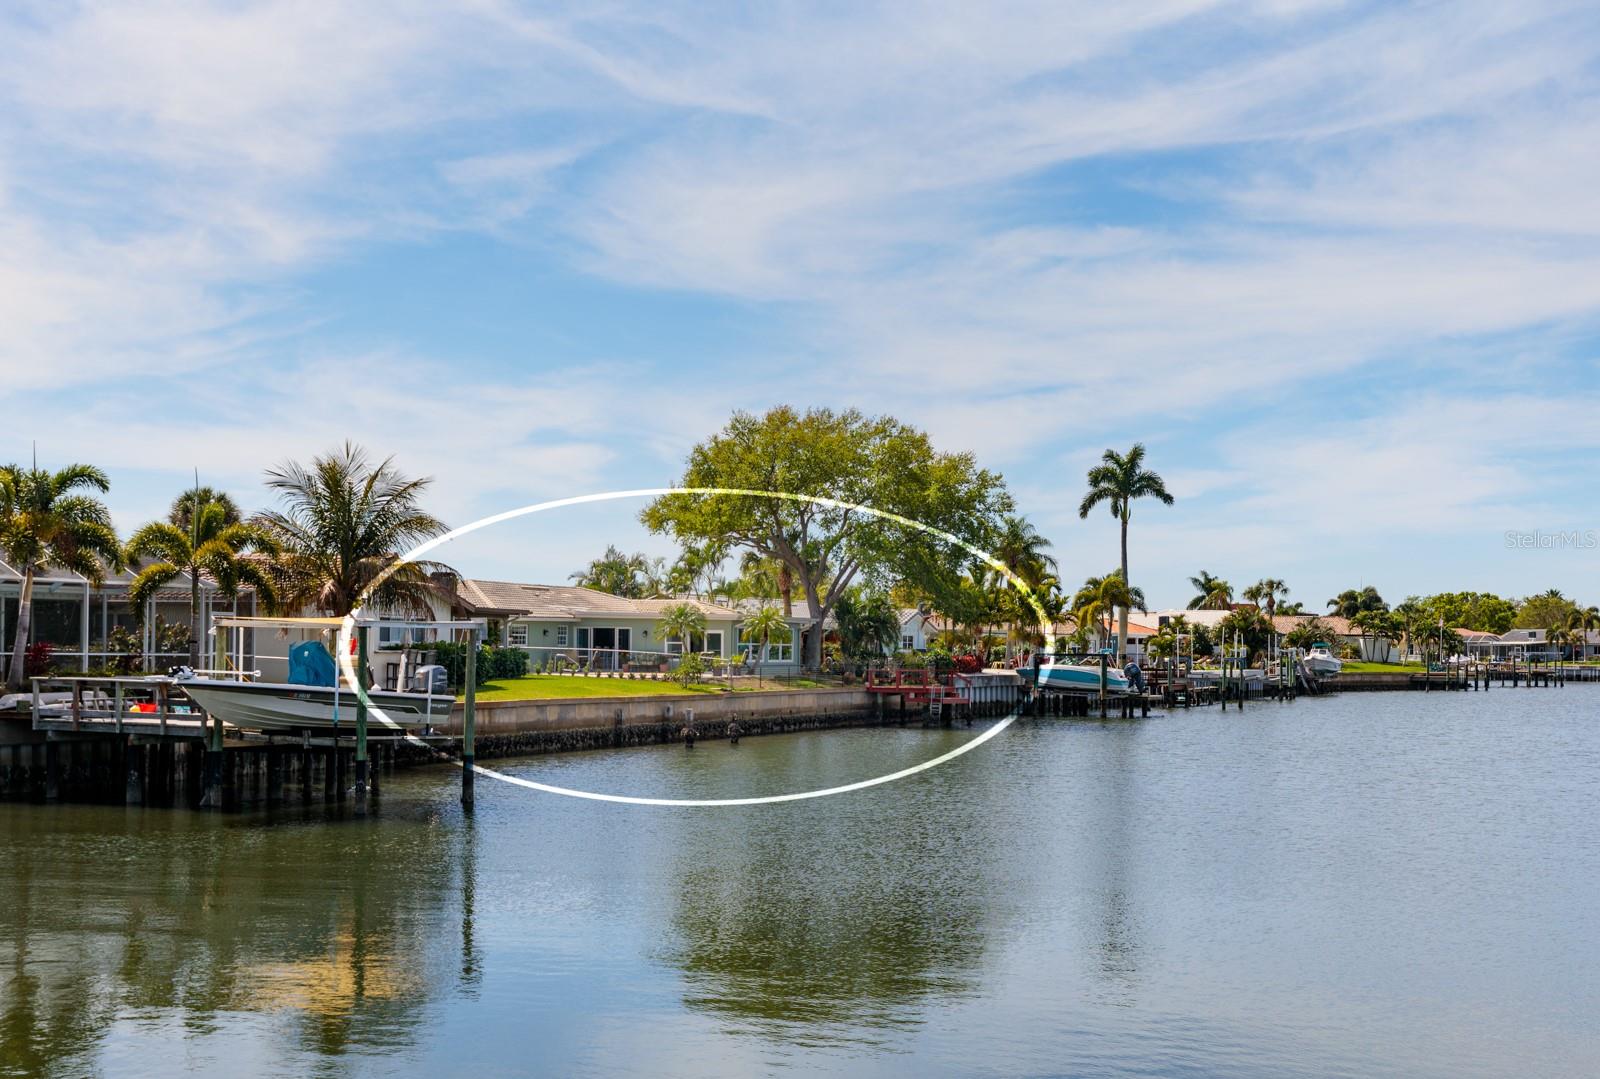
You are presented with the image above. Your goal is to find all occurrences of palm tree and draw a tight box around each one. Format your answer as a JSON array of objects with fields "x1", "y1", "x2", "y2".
[
  {"x1": 737, "y1": 550, "x2": 794, "y2": 616},
  {"x1": 994, "y1": 514, "x2": 1057, "y2": 588},
  {"x1": 1328, "y1": 586, "x2": 1387, "y2": 620},
  {"x1": 1242, "y1": 578, "x2": 1290, "y2": 621},
  {"x1": 1072, "y1": 572, "x2": 1145, "y2": 653},
  {"x1": 1188, "y1": 571, "x2": 1233, "y2": 610},
  {"x1": 656, "y1": 602, "x2": 708, "y2": 664},
  {"x1": 0, "y1": 463, "x2": 121, "y2": 689},
  {"x1": 123, "y1": 490, "x2": 279, "y2": 667},
  {"x1": 740, "y1": 604, "x2": 789, "y2": 686},
  {"x1": 254, "y1": 443, "x2": 449, "y2": 616},
  {"x1": 1568, "y1": 606, "x2": 1600, "y2": 661},
  {"x1": 570, "y1": 545, "x2": 655, "y2": 598},
  {"x1": 1078, "y1": 444, "x2": 1173, "y2": 662},
  {"x1": 169, "y1": 486, "x2": 241, "y2": 533}
]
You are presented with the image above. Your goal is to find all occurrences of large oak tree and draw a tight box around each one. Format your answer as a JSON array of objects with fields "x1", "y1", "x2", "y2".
[{"x1": 642, "y1": 407, "x2": 1011, "y2": 667}]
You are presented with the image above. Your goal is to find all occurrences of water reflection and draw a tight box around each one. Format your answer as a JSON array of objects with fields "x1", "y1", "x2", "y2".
[
  {"x1": 660, "y1": 781, "x2": 1007, "y2": 1043},
  {"x1": 0, "y1": 804, "x2": 461, "y2": 1076}
]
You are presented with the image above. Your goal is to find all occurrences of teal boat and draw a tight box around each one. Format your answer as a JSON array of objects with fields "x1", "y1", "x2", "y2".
[{"x1": 1031, "y1": 656, "x2": 1132, "y2": 694}]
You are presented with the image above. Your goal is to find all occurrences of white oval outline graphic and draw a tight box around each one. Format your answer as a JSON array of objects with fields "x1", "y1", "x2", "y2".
[{"x1": 336, "y1": 488, "x2": 1050, "y2": 806}]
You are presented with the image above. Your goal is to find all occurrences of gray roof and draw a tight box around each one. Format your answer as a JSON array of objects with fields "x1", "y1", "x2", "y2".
[{"x1": 456, "y1": 580, "x2": 741, "y2": 622}]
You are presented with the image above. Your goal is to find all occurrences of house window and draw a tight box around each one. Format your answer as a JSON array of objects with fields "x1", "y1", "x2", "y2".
[
  {"x1": 556, "y1": 625, "x2": 569, "y2": 647},
  {"x1": 509, "y1": 624, "x2": 528, "y2": 646},
  {"x1": 742, "y1": 623, "x2": 794, "y2": 663},
  {"x1": 665, "y1": 636, "x2": 685, "y2": 655},
  {"x1": 704, "y1": 631, "x2": 723, "y2": 654},
  {"x1": 901, "y1": 634, "x2": 915, "y2": 651}
]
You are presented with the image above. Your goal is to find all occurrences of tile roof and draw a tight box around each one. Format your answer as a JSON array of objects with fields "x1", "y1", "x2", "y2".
[{"x1": 456, "y1": 579, "x2": 742, "y2": 621}]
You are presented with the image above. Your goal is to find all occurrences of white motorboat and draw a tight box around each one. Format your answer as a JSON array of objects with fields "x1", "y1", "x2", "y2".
[
  {"x1": 176, "y1": 677, "x2": 449, "y2": 732},
  {"x1": 1302, "y1": 643, "x2": 1343, "y2": 678},
  {"x1": 1028, "y1": 655, "x2": 1133, "y2": 694},
  {"x1": 174, "y1": 614, "x2": 464, "y2": 733}
]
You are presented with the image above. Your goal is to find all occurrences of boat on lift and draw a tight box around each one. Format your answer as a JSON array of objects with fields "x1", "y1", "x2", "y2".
[
  {"x1": 1029, "y1": 653, "x2": 1133, "y2": 694},
  {"x1": 1302, "y1": 642, "x2": 1343, "y2": 678},
  {"x1": 173, "y1": 615, "x2": 458, "y2": 733}
]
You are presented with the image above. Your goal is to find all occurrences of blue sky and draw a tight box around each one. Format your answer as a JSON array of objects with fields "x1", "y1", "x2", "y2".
[{"x1": 2, "y1": 0, "x2": 1598, "y2": 610}]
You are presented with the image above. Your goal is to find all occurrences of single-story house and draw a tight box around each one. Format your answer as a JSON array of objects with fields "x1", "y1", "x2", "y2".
[{"x1": 458, "y1": 581, "x2": 804, "y2": 671}]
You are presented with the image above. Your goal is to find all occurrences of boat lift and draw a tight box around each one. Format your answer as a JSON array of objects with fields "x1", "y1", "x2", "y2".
[{"x1": 205, "y1": 614, "x2": 486, "y2": 806}]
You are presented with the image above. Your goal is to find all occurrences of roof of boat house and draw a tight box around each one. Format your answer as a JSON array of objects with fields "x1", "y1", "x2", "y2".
[
  {"x1": 0, "y1": 562, "x2": 245, "y2": 604},
  {"x1": 454, "y1": 579, "x2": 741, "y2": 621}
]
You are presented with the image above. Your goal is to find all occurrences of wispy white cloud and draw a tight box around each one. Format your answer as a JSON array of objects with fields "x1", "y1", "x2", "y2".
[{"x1": 1, "y1": 0, "x2": 1598, "y2": 600}]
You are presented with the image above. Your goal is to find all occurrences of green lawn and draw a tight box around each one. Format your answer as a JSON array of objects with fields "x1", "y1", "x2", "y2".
[
  {"x1": 1340, "y1": 661, "x2": 1425, "y2": 673},
  {"x1": 462, "y1": 674, "x2": 843, "y2": 702},
  {"x1": 465, "y1": 675, "x2": 728, "y2": 701}
]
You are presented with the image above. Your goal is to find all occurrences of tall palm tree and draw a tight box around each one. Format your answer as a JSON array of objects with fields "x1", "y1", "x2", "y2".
[
  {"x1": 1188, "y1": 571, "x2": 1233, "y2": 610},
  {"x1": 740, "y1": 604, "x2": 789, "y2": 685},
  {"x1": 0, "y1": 463, "x2": 121, "y2": 689},
  {"x1": 657, "y1": 602, "x2": 708, "y2": 661},
  {"x1": 254, "y1": 443, "x2": 449, "y2": 616},
  {"x1": 124, "y1": 491, "x2": 279, "y2": 667},
  {"x1": 1078, "y1": 444, "x2": 1173, "y2": 661}
]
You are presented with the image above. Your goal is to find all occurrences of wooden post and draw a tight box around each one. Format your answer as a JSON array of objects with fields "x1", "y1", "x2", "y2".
[
  {"x1": 354, "y1": 624, "x2": 370, "y2": 804},
  {"x1": 462, "y1": 633, "x2": 477, "y2": 808}
]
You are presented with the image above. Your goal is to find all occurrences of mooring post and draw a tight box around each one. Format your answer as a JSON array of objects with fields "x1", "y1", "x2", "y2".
[
  {"x1": 200, "y1": 710, "x2": 224, "y2": 809},
  {"x1": 354, "y1": 624, "x2": 370, "y2": 806},
  {"x1": 462, "y1": 632, "x2": 477, "y2": 808}
]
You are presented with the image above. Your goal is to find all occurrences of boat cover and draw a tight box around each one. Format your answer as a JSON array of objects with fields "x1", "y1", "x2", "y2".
[{"x1": 288, "y1": 640, "x2": 338, "y2": 687}]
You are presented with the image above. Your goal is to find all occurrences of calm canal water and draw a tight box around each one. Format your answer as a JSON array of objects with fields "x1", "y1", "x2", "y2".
[{"x1": 3, "y1": 689, "x2": 1597, "y2": 1078}]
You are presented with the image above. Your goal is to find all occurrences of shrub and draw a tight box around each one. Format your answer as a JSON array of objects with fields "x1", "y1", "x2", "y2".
[
  {"x1": 672, "y1": 651, "x2": 707, "y2": 687},
  {"x1": 429, "y1": 642, "x2": 529, "y2": 688},
  {"x1": 24, "y1": 641, "x2": 53, "y2": 678}
]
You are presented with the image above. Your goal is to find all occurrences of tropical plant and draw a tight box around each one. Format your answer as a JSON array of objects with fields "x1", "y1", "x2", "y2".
[
  {"x1": 1283, "y1": 616, "x2": 1339, "y2": 652},
  {"x1": 254, "y1": 443, "x2": 449, "y2": 616},
  {"x1": 1188, "y1": 571, "x2": 1233, "y2": 610},
  {"x1": 656, "y1": 602, "x2": 709, "y2": 660},
  {"x1": 671, "y1": 650, "x2": 708, "y2": 687},
  {"x1": 993, "y1": 514, "x2": 1057, "y2": 589},
  {"x1": 1078, "y1": 443, "x2": 1173, "y2": 661},
  {"x1": 1218, "y1": 605, "x2": 1274, "y2": 662},
  {"x1": 124, "y1": 488, "x2": 279, "y2": 666},
  {"x1": 1567, "y1": 606, "x2": 1600, "y2": 660},
  {"x1": 740, "y1": 604, "x2": 789, "y2": 686},
  {"x1": 1545, "y1": 624, "x2": 1572, "y2": 660},
  {"x1": 570, "y1": 545, "x2": 660, "y2": 598},
  {"x1": 1242, "y1": 578, "x2": 1290, "y2": 621},
  {"x1": 834, "y1": 589, "x2": 900, "y2": 664},
  {"x1": 1071, "y1": 571, "x2": 1145, "y2": 652},
  {"x1": 169, "y1": 486, "x2": 241, "y2": 533},
  {"x1": 1349, "y1": 609, "x2": 1400, "y2": 662},
  {"x1": 1327, "y1": 586, "x2": 1387, "y2": 620},
  {"x1": 0, "y1": 463, "x2": 122, "y2": 690},
  {"x1": 734, "y1": 550, "x2": 795, "y2": 615}
]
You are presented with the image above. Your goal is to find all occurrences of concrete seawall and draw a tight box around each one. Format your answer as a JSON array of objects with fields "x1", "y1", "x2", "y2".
[
  {"x1": 436, "y1": 674, "x2": 1024, "y2": 760},
  {"x1": 440, "y1": 686, "x2": 881, "y2": 759}
]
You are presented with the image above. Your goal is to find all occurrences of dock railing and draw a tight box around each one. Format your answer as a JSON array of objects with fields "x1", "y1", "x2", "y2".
[{"x1": 27, "y1": 674, "x2": 207, "y2": 737}]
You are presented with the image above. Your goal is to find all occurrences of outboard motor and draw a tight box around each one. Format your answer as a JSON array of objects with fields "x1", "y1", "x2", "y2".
[
  {"x1": 409, "y1": 664, "x2": 448, "y2": 694},
  {"x1": 1122, "y1": 660, "x2": 1146, "y2": 693}
]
